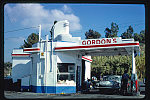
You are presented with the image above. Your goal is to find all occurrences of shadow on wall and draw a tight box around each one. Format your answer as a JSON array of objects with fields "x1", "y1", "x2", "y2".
[
  {"x1": 10, "y1": 60, "x2": 32, "y2": 91},
  {"x1": 12, "y1": 61, "x2": 32, "y2": 82}
]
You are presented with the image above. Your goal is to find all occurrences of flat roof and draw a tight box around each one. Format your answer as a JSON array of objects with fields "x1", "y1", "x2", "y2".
[{"x1": 54, "y1": 37, "x2": 140, "y2": 56}]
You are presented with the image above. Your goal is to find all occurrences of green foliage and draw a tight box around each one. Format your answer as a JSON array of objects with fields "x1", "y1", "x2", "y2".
[
  {"x1": 121, "y1": 32, "x2": 128, "y2": 39},
  {"x1": 91, "y1": 53, "x2": 145, "y2": 78},
  {"x1": 121, "y1": 25, "x2": 133, "y2": 39},
  {"x1": 133, "y1": 30, "x2": 145, "y2": 43},
  {"x1": 127, "y1": 25, "x2": 134, "y2": 36},
  {"x1": 86, "y1": 24, "x2": 145, "y2": 80},
  {"x1": 4, "y1": 62, "x2": 12, "y2": 70},
  {"x1": 111, "y1": 22, "x2": 119, "y2": 37},
  {"x1": 85, "y1": 29, "x2": 101, "y2": 39},
  {"x1": 139, "y1": 43, "x2": 145, "y2": 56},
  {"x1": 105, "y1": 22, "x2": 119, "y2": 38},
  {"x1": 121, "y1": 26, "x2": 145, "y2": 43},
  {"x1": 91, "y1": 56, "x2": 132, "y2": 77},
  {"x1": 4, "y1": 62, "x2": 12, "y2": 76},
  {"x1": 135, "y1": 55, "x2": 145, "y2": 79},
  {"x1": 91, "y1": 44, "x2": 145, "y2": 80},
  {"x1": 104, "y1": 23, "x2": 144, "y2": 43},
  {"x1": 134, "y1": 33, "x2": 141, "y2": 41},
  {"x1": 20, "y1": 33, "x2": 39, "y2": 48},
  {"x1": 139, "y1": 30, "x2": 145, "y2": 43},
  {"x1": 105, "y1": 28, "x2": 112, "y2": 38}
]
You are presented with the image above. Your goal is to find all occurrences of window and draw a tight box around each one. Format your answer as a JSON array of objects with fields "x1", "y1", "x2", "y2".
[{"x1": 57, "y1": 63, "x2": 75, "y2": 84}]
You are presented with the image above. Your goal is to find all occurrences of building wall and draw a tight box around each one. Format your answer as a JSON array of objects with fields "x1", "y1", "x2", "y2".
[
  {"x1": 12, "y1": 56, "x2": 31, "y2": 83},
  {"x1": 56, "y1": 51, "x2": 82, "y2": 93},
  {"x1": 53, "y1": 20, "x2": 69, "y2": 39},
  {"x1": 57, "y1": 51, "x2": 77, "y2": 63},
  {"x1": 11, "y1": 43, "x2": 89, "y2": 94},
  {"x1": 85, "y1": 60, "x2": 91, "y2": 80},
  {"x1": 20, "y1": 54, "x2": 39, "y2": 90}
]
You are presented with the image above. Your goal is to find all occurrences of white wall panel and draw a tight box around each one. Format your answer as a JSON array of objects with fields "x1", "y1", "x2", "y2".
[
  {"x1": 12, "y1": 57, "x2": 31, "y2": 83},
  {"x1": 85, "y1": 61, "x2": 91, "y2": 80},
  {"x1": 57, "y1": 51, "x2": 76, "y2": 63},
  {"x1": 21, "y1": 76, "x2": 30, "y2": 86}
]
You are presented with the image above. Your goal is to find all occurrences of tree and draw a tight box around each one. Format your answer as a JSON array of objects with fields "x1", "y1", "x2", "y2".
[
  {"x1": 127, "y1": 25, "x2": 134, "y2": 36},
  {"x1": 135, "y1": 55, "x2": 145, "y2": 79},
  {"x1": 4, "y1": 62, "x2": 12, "y2": 76},
  {"x1": 105, "y1": 28, "x2": 112, "y2": 38},
  {"x1": 104, "y1": 22, "x2": 119, "y2": 38},
  {"x1": 85, "y1": 29, "x2": 101, "y2": 39},
  {"x1": 121, "y1": 25, "x2": 133, "y2": 39},
  {"x1": 121, "y1": 32, "x2": 128, "y2": 39},
  {"x1": 139, "y1": 30, "x2": 145, "y2": 43},
  {"x1": 91, "y1": 44, "x2": 145, "y2": 80},
  {"x1": 111, "y1": 22, "x2": 119, "y2": 37},
  {"x1": 20, "y1": 33, "x2": 39, "y2": 48},
  {"x1": 134, "y1": 33, "x2": 141, "y2": 41},
  {"x1": 4, "y1": 62, "x2": 12, "y2": 70},
  {"x1": 133, "y1": 30, "x2": 145, "y2": 43}
]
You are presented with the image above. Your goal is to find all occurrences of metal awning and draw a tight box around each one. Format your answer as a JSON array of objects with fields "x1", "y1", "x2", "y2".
[
  {"x1": 80, "y1": 47, "x2": 139, "y2": 56},
  {"x1": 54, "y1": 37, "x2": 140, "y2": 56}
]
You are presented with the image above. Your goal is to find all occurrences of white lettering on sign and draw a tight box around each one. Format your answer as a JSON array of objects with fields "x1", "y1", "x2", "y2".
[{"x1": 81, "y1": 38, "x2": 119, "y2": 45}]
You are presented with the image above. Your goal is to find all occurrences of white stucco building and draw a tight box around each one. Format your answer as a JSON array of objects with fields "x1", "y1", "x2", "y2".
[{"x1": 11, "y1": 20, "x2": 140, "y2": 94}]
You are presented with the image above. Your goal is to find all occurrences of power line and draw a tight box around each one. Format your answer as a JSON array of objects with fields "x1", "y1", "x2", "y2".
[
  {"x1": 5, "y1": 26, "x2": 38, "y2": 33},
  {"x1": 5, "y1": 37, "x2": 25, "y2": 40},
  {"x1": 4, "y1": 22, "x2": 145, "y2": 39},
  {"x1": 82, "y1": 21, "x2": 145, "y2": 30}
]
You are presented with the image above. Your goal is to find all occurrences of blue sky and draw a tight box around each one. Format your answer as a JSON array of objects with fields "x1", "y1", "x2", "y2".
[{"x1": 4, "y1": 3, "x2": 145, "y2": 62}]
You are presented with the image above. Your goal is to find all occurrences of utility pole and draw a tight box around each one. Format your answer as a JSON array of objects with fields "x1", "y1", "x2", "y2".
[{"x1": 39, "y1": 24, "x2": 41, "y2": 42}]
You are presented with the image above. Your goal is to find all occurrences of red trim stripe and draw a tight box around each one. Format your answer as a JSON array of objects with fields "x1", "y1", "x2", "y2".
[
  {"x1": 12, "y1": 54, "x2": 31, "y2": 56},
  {"x1": 82, "y1": 56, "x2": 92, "y2": 62},
  {"x1": 55, "y1": 43, "x2": 139, "y2": 50},
  {"x1": 23, "y1": 48, "x2": 40, "y2": 51}
]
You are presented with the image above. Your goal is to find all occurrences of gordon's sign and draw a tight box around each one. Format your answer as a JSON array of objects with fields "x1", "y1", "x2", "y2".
[{"x1": 81, "y1": 38, "x2": 121, "y2": 45}]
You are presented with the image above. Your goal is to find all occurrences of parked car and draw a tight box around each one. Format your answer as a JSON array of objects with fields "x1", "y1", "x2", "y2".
[
  {"x1": 92, "y1": 76, "x2": 97, "y2": 81},
  {"x1": 96, "y1": 75, "x2": 122, "y2": 93},
  {"x1": 139, "y1": 78, "x2": 145, "y2": 94}
]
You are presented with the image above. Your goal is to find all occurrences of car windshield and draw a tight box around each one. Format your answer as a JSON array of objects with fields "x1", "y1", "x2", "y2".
[
  {"x1": 103, "y1": 76, "x2": 121, "y2": 81},
  {"x1": 103, "y1": 77, "x2": 108, "y2": 81}
]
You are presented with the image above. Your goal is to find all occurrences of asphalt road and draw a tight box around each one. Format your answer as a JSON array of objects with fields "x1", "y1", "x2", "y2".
[
  {"x1": 4, "y1": 80, "x2": 145, "y2": 99},
  {"x1": 4, "y1": 89, "x2": 145, "y2": 99}
]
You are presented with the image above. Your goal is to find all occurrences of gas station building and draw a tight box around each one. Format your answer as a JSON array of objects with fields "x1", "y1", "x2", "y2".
[{"x1": 11, "y1": 20, "x2": 140, "y2": 94}]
